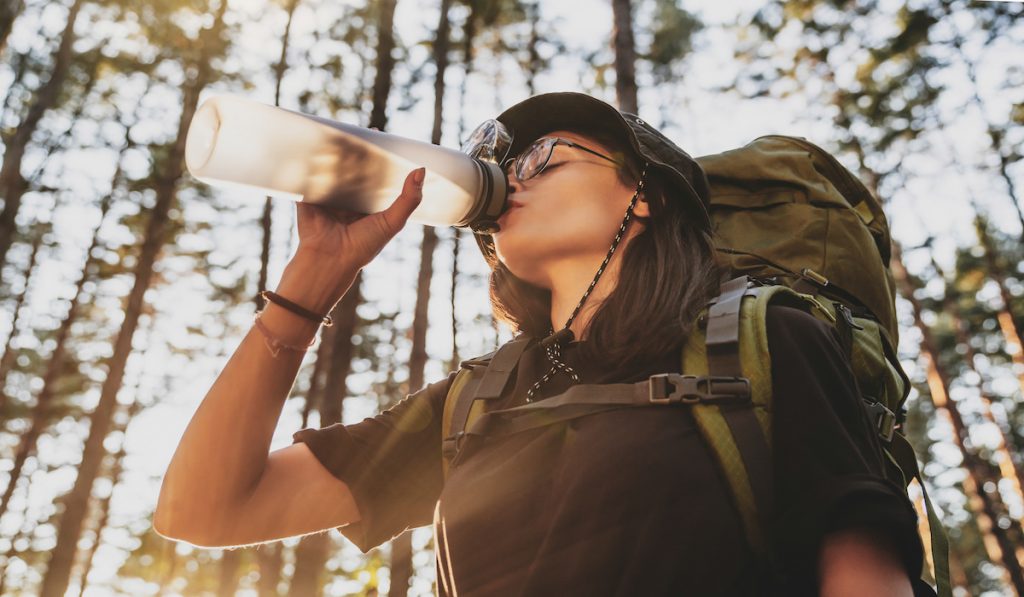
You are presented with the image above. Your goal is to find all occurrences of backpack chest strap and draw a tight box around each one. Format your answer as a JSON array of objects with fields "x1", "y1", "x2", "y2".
[{"x1": 447, "y1": 373, "x2": 753, "y2": 464}]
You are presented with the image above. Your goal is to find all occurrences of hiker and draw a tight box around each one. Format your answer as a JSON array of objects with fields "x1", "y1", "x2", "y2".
[{"x1": 155, "y1": 92, "x2": 934, "y2": 596}]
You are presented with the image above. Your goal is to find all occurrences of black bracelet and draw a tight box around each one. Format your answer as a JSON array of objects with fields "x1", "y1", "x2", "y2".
[{"x1": 260, "y1": 290, "x2": 333, "y2": 327}]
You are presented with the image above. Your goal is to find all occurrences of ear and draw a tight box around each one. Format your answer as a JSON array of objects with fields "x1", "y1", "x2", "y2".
[{"x1": 632, "y1": 192, "x2": 650, "y2": 218}]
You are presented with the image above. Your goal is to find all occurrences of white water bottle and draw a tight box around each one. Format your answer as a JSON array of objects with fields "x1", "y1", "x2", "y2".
[{"x1": 184, "y1": 95, "x2": 509, "y2": 231}]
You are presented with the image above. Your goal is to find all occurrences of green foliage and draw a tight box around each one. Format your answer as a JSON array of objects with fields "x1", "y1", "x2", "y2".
[
  {"x1": 643, "y1": 0, "x2": 702, "y2": 84},
  {"x1": 1, "y1": 0, "x2": 1021, "y2": 595}
]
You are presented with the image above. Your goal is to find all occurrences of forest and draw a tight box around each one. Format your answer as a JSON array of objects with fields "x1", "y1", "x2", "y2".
[{"x1": 0, "y1": 0, "x2": 1022, "y2": 595}]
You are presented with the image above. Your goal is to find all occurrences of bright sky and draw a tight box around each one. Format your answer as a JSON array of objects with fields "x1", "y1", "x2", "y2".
[{"x1": 2, "y1": 0, "x2": 1022, "y2": 595}]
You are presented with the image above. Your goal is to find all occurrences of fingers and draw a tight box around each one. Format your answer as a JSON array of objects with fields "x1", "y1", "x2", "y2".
[{"x1": 378, "y1": 167, "x2": 425, "y2": 235}]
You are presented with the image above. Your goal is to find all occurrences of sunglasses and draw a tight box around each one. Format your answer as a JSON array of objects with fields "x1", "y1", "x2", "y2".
[{"x1": 503, "y1": 137, "x2": 623, "y2": 182}]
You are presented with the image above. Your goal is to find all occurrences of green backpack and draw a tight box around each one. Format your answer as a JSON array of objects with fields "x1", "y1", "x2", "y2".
[{"x1": 441, "y1": 135, "x2": 950, "y2": 595}]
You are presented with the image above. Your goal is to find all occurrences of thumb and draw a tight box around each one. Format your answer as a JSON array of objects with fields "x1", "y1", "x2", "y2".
[{"x1": 379, "y1": 167, "x2": 425, "y2": 234}]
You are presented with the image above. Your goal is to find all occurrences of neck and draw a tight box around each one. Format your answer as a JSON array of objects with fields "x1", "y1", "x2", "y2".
[
  {"x1": 542, "y1": 213, "x2": 644, "y2": 342},
  {"x1": 547, "y1": 252, "x2": 625, "y2": 342}
]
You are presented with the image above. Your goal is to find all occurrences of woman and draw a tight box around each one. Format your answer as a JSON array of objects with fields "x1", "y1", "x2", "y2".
[{"x1": 155, "y1": 92, "x2": 930, "y2": 596}]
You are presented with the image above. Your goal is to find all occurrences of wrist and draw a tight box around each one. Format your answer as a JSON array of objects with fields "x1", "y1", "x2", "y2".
[{"x1": 278, "y1": 253, "x2": 359, "y2": 315}]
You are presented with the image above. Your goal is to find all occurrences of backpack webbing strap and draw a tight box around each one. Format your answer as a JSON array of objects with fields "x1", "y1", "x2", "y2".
[
  {"x1": 475, "y1": 336, "x2": 532, "y2": 399},
  {"x1": 455, "y1": 374, "x2": 751, "y2": 443},
  {"x1": 706, "y1": 275, "x2": 749, "y2": 375},
  {"x1": 440, "y1": 368, "x2": 475, "y2": 478},
  {"x1": 697, "y1": 276, "x2": 774, "y2": 555},
  {"x1": 891, "y1": 433, "x2": 952, "y2": 597},
  {"x1": 442, "y1": 336, "x2": 532, "y2": 464}
]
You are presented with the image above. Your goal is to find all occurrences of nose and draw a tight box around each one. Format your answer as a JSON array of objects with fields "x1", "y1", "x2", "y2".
[{"x1": 503, "y1": 159, "x2": 524, "y2": 194}]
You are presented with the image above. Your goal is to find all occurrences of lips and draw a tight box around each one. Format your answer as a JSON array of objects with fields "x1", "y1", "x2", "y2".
[{"x1": 497, "y1": 201, "x2": 524, "y2": 227}]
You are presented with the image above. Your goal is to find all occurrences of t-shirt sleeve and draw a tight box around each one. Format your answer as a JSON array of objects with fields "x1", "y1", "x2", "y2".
[
  {"x1": 766, "y1": 304, "x2": 933, "y2": 595},
  {"x1": 291, "y1": 370, "x2": 457, "y2": 552}
]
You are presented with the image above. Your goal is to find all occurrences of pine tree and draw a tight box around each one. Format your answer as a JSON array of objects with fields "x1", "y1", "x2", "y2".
[
  {"x1": 37, "y1": 1, "x2": 233, "y2": 594},
  {"x1": 0, "y1": 0, "x2": 25, "y2": 52},
  {"x1": 0, "y1": 93, "x2": 134, "y2": 519},
  {"x1": 610, "y1": 0, "x2": 638, "y2": 113},
  {"x1": 0, "y1": 0, "x2": 86, "y2": 276},
  {"x1": 288, "y1": 0, "x2": 403, "y2": 592},
  {"x1": 387, "y1": 5, "x2": 451, "y2": 594}
]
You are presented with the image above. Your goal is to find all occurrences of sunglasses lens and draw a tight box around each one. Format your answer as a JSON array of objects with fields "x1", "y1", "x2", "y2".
[
  {"x1": 516, "y1": 138, "x2": 554, "y2": 181},
  {"x1": 461, "y1": 119, "x2": 512, "y2": 163}
]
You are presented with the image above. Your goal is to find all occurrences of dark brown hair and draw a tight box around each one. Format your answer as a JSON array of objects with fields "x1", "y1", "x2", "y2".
[{"x1": 487, "y1": 127, "x2": 722, "y2": 378}]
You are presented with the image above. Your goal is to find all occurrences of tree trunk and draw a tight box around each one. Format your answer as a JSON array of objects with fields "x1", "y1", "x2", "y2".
[
  {"x1": 0, "y1": 0, "x2": 84, "y2": 276},
  {"x1": 455, "y1": 0, "x2": 477, "y2": 144},
  {"x1": 75, "y1": 399, "x2": 140, "y2": 597},
  {"x1": 973, "y1": 217, "x2": 1024, "y2": 398},
  {"x1": 924, "y1": 248, "x2": 1024, "y2": 531},
  {"x1": 289, "y1": 275, "x2": 362, "y2": 597},
  {"x1": 989, "y1": 131, "x2": 1024, "y2": 239},
  {"x1": 36, "y1": 3, "x2": 230, "y2": 595},
  {"x1": 951, "y1": 33, "x2": 1024, "y2": 239},
  {"x1": 891, "y1": 243, "x2": 1024, "y2": 593},
  {"x1": 296, "y1": 1, "x2": 401, "y2": 592},
  {"x1": 952, "y1": 312, "x2": 1024, "y2": 525},
  {"x1": 157, "y1": 539, "x2": 180, "y2": 597},
  {"x1": 0, "y1": 224, "x2": 40, "y2": 414},
  {"x1": 610, "y1": 0, "x2": 638, "y2": 114},
  {"x1": 524, "y1": 0, "x2": 541, "y2": 95},
  {"x1": 0, "y1": 0, "x2": 25, "y2": 54},
  {"x1": 449, "y1": 0, "x2": 485, "y2": 370},
  {"x1": 302, "y1": 320, "x2": 336, "y2": 428},
  {"x1": 388, "y1": 227, "x2": 439, "y2": 597},
  {"x1": 257, "y1": 0, "x2": 301, "y2": 311},
  {"x1": 216, "y1": 549, "x2": 244, "y2": 597},
  {"x1": 0, "y1": 142, "x2": 121, "y2": 520},
  {"x1": 256, "y1": 542, "x2": 284, "y2": 597},
  {"x1": 438, "y1": 0, "x2": 458, "y2": 369},
  {"x1": 430, "y1": 0, "x2": 452, "y2": 149},
  {"x1": 0, "y1": 461, "x2": 43, "y2": 595},
  {"x1": 0, "y1": 46, "x2": 29, "y2": 137},
  {"x1": 388, "y1": 1, "x2": 450, "y2": 593},
  {"x1": 448, "y1": 227, "x2": 460, "y2": 372},
  {"x1": 842, "y1": 125, "x2": 1024, "y2": 590},
  {"x1": 368, "y1": 0, "x2": 398, "y2": 131},
  {"x1": 289, "y1": 532, "x2": 328, "y2": 597}
]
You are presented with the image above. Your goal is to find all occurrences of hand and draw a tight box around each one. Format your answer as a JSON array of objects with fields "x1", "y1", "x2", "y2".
[{"x1": 294, "y1": 167, "x2": 425, "y2": 270}]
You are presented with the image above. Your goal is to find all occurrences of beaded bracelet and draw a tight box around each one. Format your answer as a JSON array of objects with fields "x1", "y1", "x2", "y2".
[
  {"x1": 260, "y1": 290, "x2": 333, "y2": 327},
  {"x1": 252, "y1": 311, "x2": 316, "y2": 357}
]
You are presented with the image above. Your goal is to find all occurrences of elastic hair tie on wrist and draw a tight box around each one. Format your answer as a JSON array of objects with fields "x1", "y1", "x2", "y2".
[
  {"x1": 260, "y1": 290, "x2": 333, "y2": 327},
  {"x1": 252, "y1": 312, "x2": 316, "y2": 357}
]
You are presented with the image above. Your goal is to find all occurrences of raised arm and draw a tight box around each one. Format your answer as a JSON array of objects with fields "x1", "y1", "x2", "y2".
[{"x1": 154, "y1": 168, "x2": 425, "y2": 547}]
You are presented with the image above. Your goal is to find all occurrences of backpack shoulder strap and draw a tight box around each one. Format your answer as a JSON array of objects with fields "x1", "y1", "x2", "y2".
[
  {"x1": 688, "y1": 277, "x2": 819, "y2": 557},
  {"x1": 441, "y1": 335, "x2": 533, "y2": 475},
  {"x1": 440, "y1": 367, "x2": 478, "y2": 479}
]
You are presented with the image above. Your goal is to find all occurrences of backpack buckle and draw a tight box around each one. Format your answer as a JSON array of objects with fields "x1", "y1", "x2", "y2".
[
  {"x1": 648, "y1": 374, "x2": 752, "y2": 405},
  {"x1": 862, "y1": 399, "x2": 897, "y2": 443}
]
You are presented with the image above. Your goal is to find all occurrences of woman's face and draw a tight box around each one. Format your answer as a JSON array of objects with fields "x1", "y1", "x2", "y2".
[{"x1": 492, "y1": 130, "x2": 648, "y2": 289}]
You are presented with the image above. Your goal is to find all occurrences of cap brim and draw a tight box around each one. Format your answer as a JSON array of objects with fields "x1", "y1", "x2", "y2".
[{"x1": 496, "y1": 92, "x2": 639, "y2": 163}]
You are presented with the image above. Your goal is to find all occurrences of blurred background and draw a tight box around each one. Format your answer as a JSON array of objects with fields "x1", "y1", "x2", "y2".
[{"x1": 0, "y1": 0, "x2": 1022, "y2": 595}]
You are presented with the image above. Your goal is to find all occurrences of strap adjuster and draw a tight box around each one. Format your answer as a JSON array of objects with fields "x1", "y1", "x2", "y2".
[
  {"x1": 648, "y1": 373, "x2": 752, "y2": 405},
  {"x1": 862, "y1": 399, "x2": 897, "y2": 443}
]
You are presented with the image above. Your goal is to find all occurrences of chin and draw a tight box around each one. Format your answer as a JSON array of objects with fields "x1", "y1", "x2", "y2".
[{"x1": 494, "y1": 245, "x2": 548, "y2": 289}]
